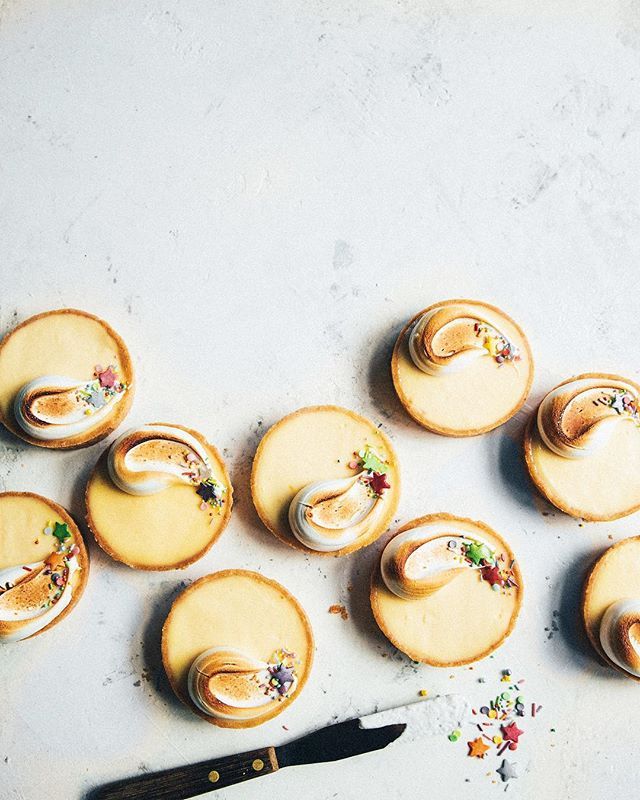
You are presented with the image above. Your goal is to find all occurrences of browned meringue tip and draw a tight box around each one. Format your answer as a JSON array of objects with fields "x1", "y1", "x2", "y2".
[
  {"x1": 537, "y1": 376, "x2": 640, "y2": 457},
  {"x1": 305, "y1": 475, "x2": 370, "y2": 528},
  {"x1": 419, "y1": 304, "x2": 487, "y2": 364},
  {"x1": 21, "y1": 385, "x2": 78, "y2": 427},
  {"x1": 195, "y1": 649, "x2": 268, "y2": 711},
  {"x1": 611, "y1": 612, "x2": 640, "y2": 673},
  {"x1": 386, "y1": 537, "x2": 456, "y2": 598},
  {"x1": 0, "y1": 566, "x2": 48, "y2": 614}
]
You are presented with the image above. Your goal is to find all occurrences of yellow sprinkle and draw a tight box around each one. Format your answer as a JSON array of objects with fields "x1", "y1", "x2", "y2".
[
  {"x1": 488, "y1": 709, "x2": 497, "y2": 719},
  {"x1": 493, "y1": 735, "x2": 503, "y2": 745},
  {"x1": 419, "y1": 689, "x2": 428, "y2": 697}
]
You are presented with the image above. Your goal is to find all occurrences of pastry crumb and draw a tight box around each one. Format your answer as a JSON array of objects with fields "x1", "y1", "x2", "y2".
[{"x1": 328, "y1": 604, "x2": 349, "y2": 620}]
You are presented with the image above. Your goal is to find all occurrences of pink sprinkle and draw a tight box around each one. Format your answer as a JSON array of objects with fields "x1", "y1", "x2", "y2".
[
  {"x1": 508, "y1": 742, "x2": 517, "y2": 751},
  {"x1": 186, "y1": 453, "x2": 198, "y2": 463},
  {"x1": 200, "y1": 502, "x2": 207, "y2": 511},
  {"x1": 348, "y1": 460, "x2": 359, "y2": 469},
  {"x1": 97, "y1": 367, "x2": 117, "y2": 388},
  {"x1": 69, "y1": 545, "x2": 80, "y2": 557},
  {"x1": 94, "y1": 364, "x2": 103, "y2": 374}
]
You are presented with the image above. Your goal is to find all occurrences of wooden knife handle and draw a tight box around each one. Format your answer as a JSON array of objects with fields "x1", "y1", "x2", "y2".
[{"x1": 90, "y1": 746, "x2": 279, "y2": 800}]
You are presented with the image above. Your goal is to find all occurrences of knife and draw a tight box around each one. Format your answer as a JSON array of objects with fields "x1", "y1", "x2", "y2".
[{"x1": 89, "y1": 695, "x2": 466, "y2": 800}]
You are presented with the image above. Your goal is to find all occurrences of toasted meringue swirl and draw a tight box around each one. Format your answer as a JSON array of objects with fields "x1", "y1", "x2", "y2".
[
  {"x1": 381, "y1": 526, "x2": 480, "y2": 599},
  {"x1": 14, "y1": 372, "x2": 127, "y2": 441},
  {"x1": 188, "y1": 647, "x2": 297, "y2": 721},
  {"x1": 289, "y1": 473, "x2": 384, "y2": 552},
  {"x1": 599, "y1": 599, "x2": 640, "y2": 678},
  {"x1": 537, "y1": 377, "x2": 640, "y2": 459},
  {"x1": 408, "y1": 304, "x2": 519, "y2": 375},
  {"x1": 0, "y1": 550, "x2": 80, "y2": 643},
  {"x1": 108, "y1": 424, "x2": 215, "y2": 496}
]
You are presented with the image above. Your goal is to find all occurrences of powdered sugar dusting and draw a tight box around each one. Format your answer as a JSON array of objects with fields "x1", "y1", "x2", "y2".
[{"x1": 359, "y1": 694, "x2": 469, "y2": 742}]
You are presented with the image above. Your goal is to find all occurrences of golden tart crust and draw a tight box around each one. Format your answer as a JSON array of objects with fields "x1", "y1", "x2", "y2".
[
  {"x1": 250, "y1": 405, "x2": 401, "y2": 556},
  {"x1": 0, "y1": 491, "x2": 89, "y2": 639},
  {"x1": 370, "y1": 513, "x2": 523, "y2": 666},
  {"x1": 161, "y1": 570, "x2": 314, "y2": 728},
  {"x1": 391, "y1": 298, "x2": 533, "y2": 436},
  {"x1": 524, "y1": 373, "x2": 640, "y2": 521},
  {"x1": 0, "y1": 308, "x2": 134, "y2": 449},
  {"x1": 85, "y1": 424, "x2": 232, "y2": 570}
]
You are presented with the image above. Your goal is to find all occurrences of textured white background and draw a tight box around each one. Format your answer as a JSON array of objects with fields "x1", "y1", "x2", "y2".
[{"x1": 2, "y1": 1, "x2": 640, "y2": 798}]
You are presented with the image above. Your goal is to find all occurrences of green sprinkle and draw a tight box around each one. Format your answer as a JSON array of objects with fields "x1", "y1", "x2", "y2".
[
  {"x1": 52, "y1": 522, "x2": 71, "y2": 542},
  {"x1": 358, "y1": 446, "x2": 387, "y2": 474}
]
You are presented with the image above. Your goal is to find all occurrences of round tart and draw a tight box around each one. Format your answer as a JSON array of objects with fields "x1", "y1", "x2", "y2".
[
  {"x1": 391, "y1": 299, "x2": 533, "y2": 436},
  {"x1": 524, "y1": 373, "x2": 640, "y2": 521},
  {"x1": 162, "y1": 570, "x2": 314, "y2": 728},
  {"x1": 0, "y1": 492, "x2": 89, "y2": 642},
  {"x1": 251, "y1": 405, "x2": 400, "y2": 556},
  {"x1": 86, "y1": 423, "x2": 232, "y2": 570},
  {"x1": 0, "y1": 309, "x2": 134, "y2": 449},
  {"x1": 370, "y1": 513, "x2": 523, "y2": 666},
  {"x1": 582, "y1": 536, "x2": 640, "y2": 682}
]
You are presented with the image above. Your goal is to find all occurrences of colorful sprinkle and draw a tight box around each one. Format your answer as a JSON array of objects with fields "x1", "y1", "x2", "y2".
[{"x1": 467, "y1": 737, "x2": 490, "y2": 758}]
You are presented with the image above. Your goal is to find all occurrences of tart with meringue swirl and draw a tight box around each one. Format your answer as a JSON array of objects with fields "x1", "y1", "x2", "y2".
[
  {"x1": 391, "y1": 299, "x2": 533, "y2": 436},
  {"x1": 0, "y1": 309, "x2": 133, "y2": 448},
  {"x1": 582, "y1": 536, "x2": 640, "y2": 681},
  {"x1": 251, "y1": 405, "x2": 400, "y2": 555},
  {"x1": 162, "y1": 570, "x2": 313, "y2": 727},
  {"x1": 370, "y1": 514, "x2": 523, "y2": 666},
  {"x1": 524, "y1": 373, "x2": 640, "y2": 520},
  {"x1": 0, "y1": 492, "x2": 89, "y2": 642},
  {"x1": 86, "y1": 423, "x2": 232, "y2": 569}
]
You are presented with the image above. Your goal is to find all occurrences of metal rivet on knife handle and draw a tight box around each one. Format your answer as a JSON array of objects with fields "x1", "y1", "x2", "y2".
[
  {"x1": 208, "y1": 770, "x2": 220, "y2": 783},
  {"x1": 252, "y1": 759, "x2": 264, "y2": 772}
]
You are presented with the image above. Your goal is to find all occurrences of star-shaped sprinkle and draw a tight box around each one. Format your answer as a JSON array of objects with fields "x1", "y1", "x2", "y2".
[
  {"x1": 358, "y1": 447, "x2": 387, "y2": 475},
  {"x1": 467, "y1": 737, "x2": 490, "y2": 758},
  {"x1": 270, "y1": 664, "x2": 295, "y2": 695},
  {"x1": 497, "y1": 759, "x2": 519, "y2": 783},
  {"x1": 88, "y1": 390, "x2": 106, "y2": 409},
  {"x1": 97, "y1": 366, "x2": 117, "y2": 388},
  {"x1": 196, "y1": 481, "x2": 219, "y2": 503},
  {"x1": 481, "y1": 564, "x2": 504, "y2": 587},
  {"x1": 610, "y1": 393, "x2": 626, "y2": 414},
  {"x1": 52, "y1": 522, "x2": 71, "y2": 542},
  {"x1": 368, "y1": 472, "x2": 390, "y2": 496},
  {"x1": 501, "y1": 722, "x2": 524, "y2": 744},
  {"x1": 465, "y1": 541, "x2": 492, "y2": 565}
]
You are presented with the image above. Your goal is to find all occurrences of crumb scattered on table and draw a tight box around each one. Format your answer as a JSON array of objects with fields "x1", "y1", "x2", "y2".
[{"x1": 328, "y1": 604, "x2": 349, "y2": 620}]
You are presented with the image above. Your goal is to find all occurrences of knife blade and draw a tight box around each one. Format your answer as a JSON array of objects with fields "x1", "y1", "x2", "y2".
[
  {"x1": 90, "y1": 694, "x2": 466, "y2": 800},
  {"x1": 276, "y1": 716, "x2": 405, "y2": 768}
]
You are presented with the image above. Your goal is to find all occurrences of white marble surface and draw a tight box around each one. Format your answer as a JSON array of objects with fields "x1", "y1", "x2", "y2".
[{"x1": 2, "y1": 1, "x2": 640, "y2": 798}]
